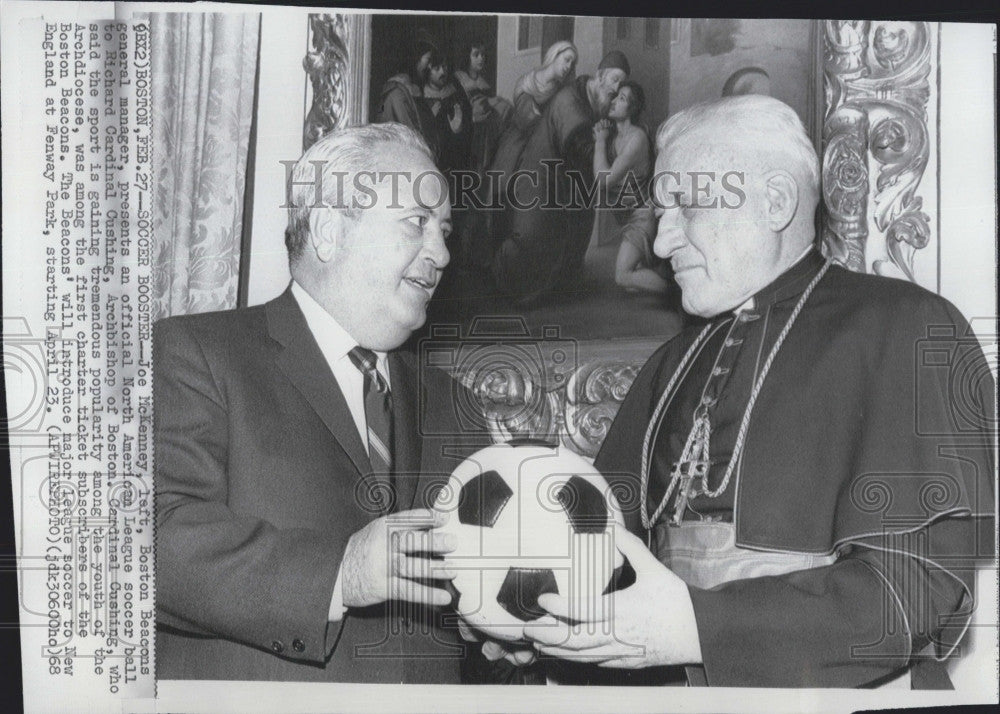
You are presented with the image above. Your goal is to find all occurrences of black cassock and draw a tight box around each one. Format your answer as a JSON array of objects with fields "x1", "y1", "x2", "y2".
[{"x1": 589, "y1": 249, "x2": 995, "y2": 688}]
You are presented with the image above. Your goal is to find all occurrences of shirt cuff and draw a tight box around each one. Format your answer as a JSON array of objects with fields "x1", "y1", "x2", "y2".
[{"x1": 328, "y1": 564, "x2": 347, "y2": 621}]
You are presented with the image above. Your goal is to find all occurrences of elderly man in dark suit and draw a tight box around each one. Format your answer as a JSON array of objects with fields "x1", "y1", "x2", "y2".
[{"x1": 154, "y1": 122, "x2": 486, "y2": 682}]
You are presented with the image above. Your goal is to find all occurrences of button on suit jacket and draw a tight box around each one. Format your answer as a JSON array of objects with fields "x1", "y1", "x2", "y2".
[{"x1": 154, "y1": 286, "x2": 488, "y2": 682}]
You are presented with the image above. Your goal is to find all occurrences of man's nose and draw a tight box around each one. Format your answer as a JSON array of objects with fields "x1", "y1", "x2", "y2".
[
  {"x1": 652, "y1": 211, "x2": 685, "y2": 259},
  {"x1": 423, "y1": 226, "x2": 450, "y2": 269}
]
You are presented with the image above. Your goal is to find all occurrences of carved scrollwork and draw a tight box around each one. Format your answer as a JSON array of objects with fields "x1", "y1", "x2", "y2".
[
  {"x1": 568, "y1": 361, "x2": 640, "y2": 404},
  {"x1": 470, "y1": 358, "x2": 641, "y2": 459},
  {"x1": 821, "y1": 108, "x2": 869, "y2": 271},
  {"x1": 872, "y1": 24, "x2": 910, "y2": 70},
  {"x1": 563, "y1": 362, "x2": 639, "y2": 457},
  {"x1": 303, "y1": 14, "x2": 351, "y2": 150},
  {"x1": 471, "y1": 364, "x2": 558, "y2": 443},
  {"x1": 869, "y1": 109, "x2": 930, "y2": 280},
  {"x1": 824, "y1": 21, "x2": 870, "y2": 87},
  {"x1": 822, "y1": 20, "x2": 935, "y2": 283}
]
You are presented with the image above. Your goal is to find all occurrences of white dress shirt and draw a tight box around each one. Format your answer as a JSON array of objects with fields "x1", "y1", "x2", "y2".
[{"x1": 290, "y1": 281, "x2": 391, "y2": 622}]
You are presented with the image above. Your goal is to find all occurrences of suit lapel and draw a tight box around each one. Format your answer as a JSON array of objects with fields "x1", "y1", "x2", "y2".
[
  {"x1": 389, "y1": 351, "x2": 422, "y2": 511},
  {"x1": 266, "y1": 288, "x2": 371, "y2": 480}
]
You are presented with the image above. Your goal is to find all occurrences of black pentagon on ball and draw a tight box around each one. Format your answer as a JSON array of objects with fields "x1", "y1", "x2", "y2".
[
  {"x1": 496, "y1": 568, "x2": 559, "y2": 621},
  {"x1": 507, "y1": 437, "x2": 559, "y2": 449},
  {"x1": 556, "y1": 475, "x2": 608, "y2": 533},
  {"x1": 603, "y1": 555, "x2": 636, "y2": 595},
  {"x1": 458, "y1": 470, "x2": 513, "y2": 527},
  {"x1": 440, "y1": 578, "x2": 461, "y2": 609}
]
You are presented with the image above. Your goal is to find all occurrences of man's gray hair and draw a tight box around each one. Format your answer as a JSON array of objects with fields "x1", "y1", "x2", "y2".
[
  {"x1": 655, "y1": 95, "x2": 820, "y2": 193},
  {"x1": 285, "y1": 122, "x2": 434, "y2": 263}
]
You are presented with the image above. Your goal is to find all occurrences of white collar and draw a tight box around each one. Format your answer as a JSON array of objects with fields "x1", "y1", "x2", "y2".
[
  {"x1": 289, "y1": 281, "x2": 388, "y2": 368},
  {"x1": 732, "y1": 246, "x2": 814, "y2": 315}
]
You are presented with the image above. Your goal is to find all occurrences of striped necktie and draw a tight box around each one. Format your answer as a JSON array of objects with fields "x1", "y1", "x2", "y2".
[{"x1": 348, "y1": 346, "x2": 395, "y2": 513}]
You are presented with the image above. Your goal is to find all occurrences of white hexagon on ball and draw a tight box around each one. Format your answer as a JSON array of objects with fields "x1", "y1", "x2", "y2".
[{"x1": 433, "y1": 440, "x2": 626, "y2": 643}]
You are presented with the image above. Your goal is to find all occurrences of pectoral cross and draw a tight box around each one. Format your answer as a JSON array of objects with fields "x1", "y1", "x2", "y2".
[
  {"x1": 668, "y1": 409, "x2": 712, "y2": 525},
  {"x1": 669, "y1": 458, "x2": 710, "y2": 525}
]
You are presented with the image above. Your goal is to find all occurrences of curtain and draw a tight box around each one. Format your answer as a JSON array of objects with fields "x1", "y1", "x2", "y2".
[{"x1": 151, "y1": 13, "x2": 260, "y2": 320}]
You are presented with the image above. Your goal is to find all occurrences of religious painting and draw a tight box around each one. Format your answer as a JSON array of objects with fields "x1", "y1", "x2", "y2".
[
  {"x1": 293, "y1": 13, "x2": 823, "y2": 353},
  {"x1": 689, "y1": 18, "x2": 741, "y2": 57},
  {"x1": 671, "y1": 18, "x2": 821, "y2": 146},
  {"x1": 236, "y1": 10, "x2": 953, "y2": 466}
]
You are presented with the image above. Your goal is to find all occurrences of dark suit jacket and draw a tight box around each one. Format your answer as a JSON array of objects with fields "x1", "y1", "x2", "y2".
[{"x1": 154, "y1": 287, "x2": 487, "y2": 682}]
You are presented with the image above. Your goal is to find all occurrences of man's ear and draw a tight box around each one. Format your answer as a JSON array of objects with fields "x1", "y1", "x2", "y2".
[
  {"x1": 308, "y1": 208, "x2": 342, "y2": 263},
  {"x1": 763, "y1": 171, "x2": 799, "y2": 233}
]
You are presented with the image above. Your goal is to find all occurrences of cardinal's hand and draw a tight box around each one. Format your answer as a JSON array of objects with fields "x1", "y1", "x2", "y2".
[{"x1": 523, "y1": 527, "x2": 702, "y2": 668}]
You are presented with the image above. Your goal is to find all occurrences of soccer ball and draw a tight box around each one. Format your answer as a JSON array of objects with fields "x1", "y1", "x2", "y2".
[{"x1": 432, "y1": 439, "x2": 626, "y2": 642}]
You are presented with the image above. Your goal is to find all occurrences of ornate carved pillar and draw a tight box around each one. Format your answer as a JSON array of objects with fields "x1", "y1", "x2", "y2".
[
  {"x1": 302, "y1": 13, "x2": 371, "y2": 150},
  {"x1": 822, "y1": 21, "x2": 938, "y2": 288},
  {"x1": 469, "y1": 358, "x2": 642, "y2": 460},
  {"x1": 428, "y1": 319, "x2": 654, "y2": 460}
]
